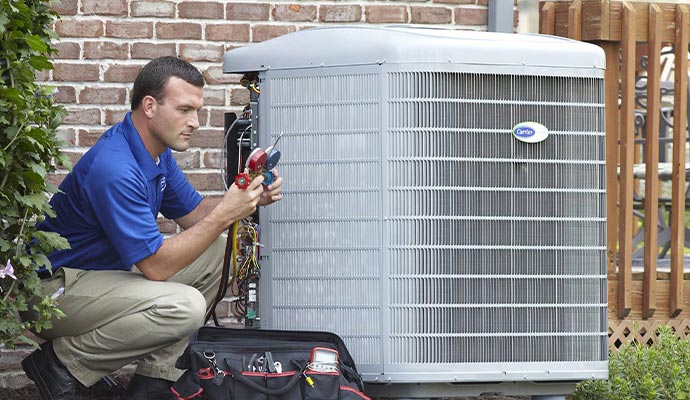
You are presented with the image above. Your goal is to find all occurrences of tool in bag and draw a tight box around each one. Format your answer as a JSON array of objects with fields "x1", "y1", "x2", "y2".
[{"x1": 171, "y1": 326, "x2": 370, "y2": 400}]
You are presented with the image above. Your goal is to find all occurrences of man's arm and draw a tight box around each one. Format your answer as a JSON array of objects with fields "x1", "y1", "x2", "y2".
[
  {"x1": 175, "y1": 197, "x2": 221, "y2": 230},
  {"x1": 175, "y1": 170, "x2": 283, "y2": 230},
  {"x1": 136, "y1": 177, "x2": 264, "y2": 281}
]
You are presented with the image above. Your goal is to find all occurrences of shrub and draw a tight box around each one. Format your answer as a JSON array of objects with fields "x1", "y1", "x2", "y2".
[
  {"x1": 0, "y1": 0, "x2": 70, "y2": 348},
  {"x1": 571, "y1": 326, "x2": 690, "y2": 400}
]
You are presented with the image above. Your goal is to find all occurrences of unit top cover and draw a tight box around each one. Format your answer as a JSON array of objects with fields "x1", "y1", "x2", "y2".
[{"x1": 223, "y1": 25, "x2": 605, "y2": 73}]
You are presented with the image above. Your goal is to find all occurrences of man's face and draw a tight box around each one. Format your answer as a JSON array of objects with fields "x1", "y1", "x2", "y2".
[{"x1": 149, "y1": 76, "x2": 203, "y2": 153}]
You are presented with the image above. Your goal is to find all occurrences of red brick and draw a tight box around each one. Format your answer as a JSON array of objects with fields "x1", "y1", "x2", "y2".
[
  {"x1": 55, "y1": 19, "x2": 103, "y2": 38},
  {"x1": 319, "y1": 5, "x2": 362, "y2": 23},
  {"x1": 77, "y1": 128, "x2": 106, "y2": 147},
  {"x1": 204, "y1": 88, "x2": 226, "y2": 106},
  {"x1": 80, "y1": 86, "x2": 127, "y2": 105},
  {"x1": 411, "y1": 6, "x2": 452, "y2": 24},
  {"x1": 56, "y1": 127, "x2": 77, "y2": 146},
  {"x1": 53, "y1": 42, "x2": 80, "y2": 60},
  {"x1": 252, "y1": 25, "x2": 296, "y2": 42},
  {"x1": 198, "y1": 108, "x2": 209, "y2": 127},
  {"x1": 105, "y1": 108, "x2": 130, "y2": 125},
  {"x1": 131, "y1": 1, "x2": 175, "y2": 17},
  {"x1": 206, "y1": 23, "x2": 250, "y2": 42},
  {"x1": 190, "y1": 128, "x2": 223, "y2": 148},
  {"x1": 214, "y1": 299, "x2": 230, "y2": 318},
  {"x1": 106, "y1": 21, "x2": 154, "y2": 39},
  {"x1": 208, "y1": 108, "x2": 227, "y2": 127},
  {"x1": 50, "y1": 0, "x2": 78, "y2": 15},
  {"x1": 62, "y1": 107, "x2": 101, "y2": 125},
  {"x1": 203, "y1": 66, "x2": 242, "y2": 85},
  {"x1": 83, "y1": 41, "x2": 129, "y2": 60},
  {"x1": 272, "y1": 4, "x2": 317, "y2": 22},
  {"x1": 204, "y1": 150, "x2": 222, "y2": 169},
  {"x1": 178, "y1": 2, "x2": 224, "y2": 19},
  {"x1": 156, "y1": 22, "x2": 202, "y2": 40},
  {"x1": 35, "y1": 69, "x2": 50, "y2": 82},
  {"x1": 230, "y1": 88, "x2": 249, "y2": 106},
  {"x1": 131, "y1": 42, "x2": 176, "y2": 60},
  {"x1": 179, "y1": 43, "x2": 225, "y2": 63},
  {"x1": 455, "y1": 7, "x2": 488, "y2": 25},
  {"x1": 54, "y1": 85, "x2": 77, "y2": 104},
  {"x1": 63, "y1": 150, "x2": 84, "y2": 166},
  {"x1": 82, "y1": 0, "x2": 127, "y2": 16},
  {"x1": 226, "y1": 3, "x2": 270, "y2": 21},
  {"x1": 0, "y1": 349, "x2": 31, "y2": 371},
  {"x1": 105, "y1": 64, "x2": 143, "y2": 83},
  {"x1": 173, "y1": 151, "x2": 200, "y2": 169},
  {"x1": 365, "y1": 6, "x2": 409, "y2": 23},
  {"x1": 186, "y1": 172, "x2": 224, "y2": 191},
  {"x1": 53, "y1": 63, "x2": 100, "y2": 82}
]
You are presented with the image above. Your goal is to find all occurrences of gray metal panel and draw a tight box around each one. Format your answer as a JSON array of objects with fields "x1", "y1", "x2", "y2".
[
  {"x1": 259, "y1": 66, "x2": 386, "y2": 375},
  {"x1": 250, "y1": 32, "x2": 607, "y2": 387},
  {"x1": 223, "y1": 26, "x2": 605, "y2": 73}
]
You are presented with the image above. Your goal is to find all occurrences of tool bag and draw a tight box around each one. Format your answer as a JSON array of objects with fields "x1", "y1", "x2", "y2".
[{"x1": 171, "y1": 326, "x2": 370, "y2": 400}]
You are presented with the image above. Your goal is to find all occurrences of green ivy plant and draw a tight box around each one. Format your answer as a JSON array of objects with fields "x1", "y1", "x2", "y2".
[
  {"x1": 571, "y1": 326, "x2": 690, "y2": 400},
  {"x1": 0, "y1": 0, "x2": 71, "y2": 348}
]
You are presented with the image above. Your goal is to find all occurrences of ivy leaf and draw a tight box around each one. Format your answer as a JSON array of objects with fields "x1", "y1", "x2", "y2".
[
  {"x1": 15, "y1": 334, "x2": 39, "y2": 349},
  {"x1": 24, "y1": 35, "x2": 47, "y2": 53},
  {"x1": 1, "y1": 88, "x2": 23, "y2": 104},
  {"x1": 28, "y1": 55, "x2": 53, "y2": 71},
  {"x1": 0, "y1": 13, "x2": 9, "y2": 35}
]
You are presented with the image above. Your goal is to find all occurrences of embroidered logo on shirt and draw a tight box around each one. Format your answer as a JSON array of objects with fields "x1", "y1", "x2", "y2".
[{"x1": 160, "y1": 177, "x2": 167, "y2": 192}]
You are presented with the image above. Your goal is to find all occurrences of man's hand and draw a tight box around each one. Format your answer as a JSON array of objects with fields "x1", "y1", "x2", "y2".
[
  {"x1": 219, "y1": 173, "x2": 265, "y2": 223},
  {"x1": 259, "y1": 169, "x2": 283, "y2": 206}
]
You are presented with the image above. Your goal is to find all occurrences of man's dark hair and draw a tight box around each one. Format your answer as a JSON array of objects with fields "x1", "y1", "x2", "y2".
[{"x1": 131, "y1": 56, "x2": 205, "y2": 111}]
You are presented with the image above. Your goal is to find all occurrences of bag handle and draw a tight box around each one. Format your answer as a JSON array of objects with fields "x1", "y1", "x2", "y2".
[{"x1": 226, "y1": 366, "x2": 302, "y2": 397}]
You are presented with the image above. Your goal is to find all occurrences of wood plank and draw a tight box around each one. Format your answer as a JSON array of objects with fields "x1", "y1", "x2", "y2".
[
  {"x1": 604, "y1": 41, "x2": 621, "y2": 276},
  {"x1": 643, "y1": 4, "x2": 662, "y2": 319},
  {"x1": 581, "y1": 0, "x2": 609, "y2": 41},
  {"x1": 540, "y1": 2, "x2": 556, "y2": 35},
  {"x1": 618, "y1": 1, "x2": 636, "y2": 319},
  {"x1": 609, "y1": 278, "x2": 690, "y2": 321},
  {"x1": 600, "y1": 0, "x2": 610, "y2": 40},
  {"x1": 609, "y1": 3, "x2": 679, "y2": 43},
  {"x1": 670, "y1": 5, "x2": 689, "y2": 317},
  {"x1": 568, "y1": 0, "x2": 582, "y2": 40}
]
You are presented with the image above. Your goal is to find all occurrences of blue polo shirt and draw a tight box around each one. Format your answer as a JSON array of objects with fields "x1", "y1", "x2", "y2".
[{"x1": 39, "y1": 112, "x2": 203, "y2": 271}]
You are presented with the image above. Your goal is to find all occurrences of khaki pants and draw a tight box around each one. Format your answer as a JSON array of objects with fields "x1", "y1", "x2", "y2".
[{"x1": 23, "y1": 236, "x2": 225, "y2": 387}]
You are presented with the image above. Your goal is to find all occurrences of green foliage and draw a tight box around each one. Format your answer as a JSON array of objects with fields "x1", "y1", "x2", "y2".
[
  {"x1": 571, "y1": 326, "x2": 690, "y2": 400},
  {"x1": 0, "y1": 0, "x2": 70, "y2": 348}
]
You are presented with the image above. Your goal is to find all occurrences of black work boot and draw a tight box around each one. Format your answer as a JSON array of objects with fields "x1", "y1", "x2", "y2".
[
  {"x1": 122, "y1": 374, "x2": 176, "y2": 400},
  {"x1": 21, "y1": 341, "x2": 84, "y2": 400}
]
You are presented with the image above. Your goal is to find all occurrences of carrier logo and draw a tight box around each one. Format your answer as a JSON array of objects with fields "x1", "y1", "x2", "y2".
[{"x1": 512, "y1": 122, "x2": 549, "y2": 143}]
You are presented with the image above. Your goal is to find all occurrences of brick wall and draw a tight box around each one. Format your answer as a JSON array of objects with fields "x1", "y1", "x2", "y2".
[{"x1": 0, "y1": 0, "x2": 516, "y2": 388}]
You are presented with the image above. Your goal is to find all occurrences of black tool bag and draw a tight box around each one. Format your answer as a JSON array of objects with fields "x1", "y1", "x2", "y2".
[{"x1": 171, "y1": 326, "x2": 370, "y2": 400}]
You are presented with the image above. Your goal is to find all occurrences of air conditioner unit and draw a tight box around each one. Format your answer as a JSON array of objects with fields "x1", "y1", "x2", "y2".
[{"x1": 223, "y1": 26, "x2": 607, "y2": 399}]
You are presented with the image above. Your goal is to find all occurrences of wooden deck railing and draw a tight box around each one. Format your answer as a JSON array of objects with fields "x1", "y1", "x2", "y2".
[{"x1": 540, "y1": 1, "x2": 690, "y2": 333}]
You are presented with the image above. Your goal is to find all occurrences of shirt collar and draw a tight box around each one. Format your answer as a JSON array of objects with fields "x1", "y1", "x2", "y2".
[{"x1": 122, "y1": 112, "x2": 163, "y2": 180}]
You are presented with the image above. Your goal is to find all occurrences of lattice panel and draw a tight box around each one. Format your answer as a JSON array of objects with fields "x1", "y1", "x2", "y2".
[{"x1": 609, "y1": 319, "x2": 690, "y2": 350}]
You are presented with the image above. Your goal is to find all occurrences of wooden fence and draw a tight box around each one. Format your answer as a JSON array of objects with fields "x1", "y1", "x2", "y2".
[{"x1": 539, "y1": 0, "x2": 690, "y2": 348}]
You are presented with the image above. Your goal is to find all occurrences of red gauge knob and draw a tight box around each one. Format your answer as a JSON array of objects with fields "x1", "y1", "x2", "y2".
[
  {"x1": 235, "y1": 173, "x2": 250, "y2": 189},
  {"x1": 245, "y1": 148, "x2": 268, "y2": 172}
]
